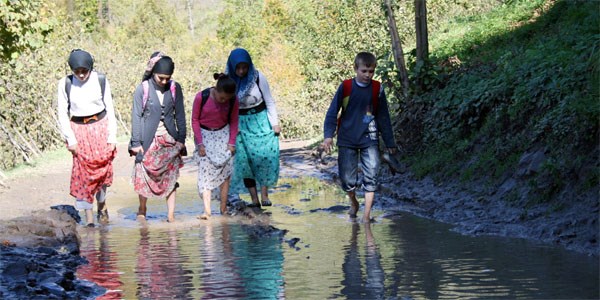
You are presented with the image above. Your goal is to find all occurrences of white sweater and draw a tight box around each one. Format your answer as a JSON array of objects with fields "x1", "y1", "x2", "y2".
[{"x1": 56, "y1": 71, "x2": 118, "y2": 146}]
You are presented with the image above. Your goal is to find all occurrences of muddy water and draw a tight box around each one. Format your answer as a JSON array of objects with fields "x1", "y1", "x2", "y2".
[{"x1": 77, "y1": 176, "x2": 599, "y2": 299}]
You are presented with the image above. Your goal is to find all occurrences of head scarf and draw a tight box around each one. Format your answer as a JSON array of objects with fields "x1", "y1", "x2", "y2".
[
  {"x1": 142, "y1": 51, "x2": 166, "y2": 81},
  {"x1": 225, "y1": 48, "x2": 258, "y2": 97},
  {"x1": 153, "y1": 56, "x2": 175, "y2": 75},
  {"x1": 68, "y1": 49, "x2": 93, "y2": 71}
]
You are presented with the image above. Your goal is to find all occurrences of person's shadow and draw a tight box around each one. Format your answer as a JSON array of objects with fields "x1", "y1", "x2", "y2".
[{"x1": 341, "y1": 222, "x2": 385, "y2": 299}]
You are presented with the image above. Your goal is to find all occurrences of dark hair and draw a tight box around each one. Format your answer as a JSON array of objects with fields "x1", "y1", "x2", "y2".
[
  {"x1": 354, "y1": 52, "x2": 377, "y2": 68},
  {"x1": 213, "y1": 73, "x2": 236, "y2": 94}
]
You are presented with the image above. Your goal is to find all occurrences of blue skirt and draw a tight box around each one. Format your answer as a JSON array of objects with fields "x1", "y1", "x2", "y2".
[{"x1": 230, "y1": 110, "x2": 279, "y2": 194}]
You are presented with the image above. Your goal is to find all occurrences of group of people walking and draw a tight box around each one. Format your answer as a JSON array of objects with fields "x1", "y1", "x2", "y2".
[{"x1": 57, "y1": 48, "x2": 396, "y2": 226}]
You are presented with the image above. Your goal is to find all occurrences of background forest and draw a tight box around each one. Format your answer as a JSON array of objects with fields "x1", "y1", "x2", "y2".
[{"x1": 0, "y1": 0, "x2": 598, "y2": 204}]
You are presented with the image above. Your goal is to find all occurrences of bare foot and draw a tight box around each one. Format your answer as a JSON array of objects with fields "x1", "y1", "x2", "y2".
[{"x1": 198, "y1": 213, "x2": 211, "y2": 220}]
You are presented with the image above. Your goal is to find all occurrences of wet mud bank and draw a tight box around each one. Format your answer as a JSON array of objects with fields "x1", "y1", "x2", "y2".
[
  {"x1": 309, "y1": 146, "x2": 599, "y2": 257},
  {"x1": 0, "y1": 206, "x2": 106, "y2": 299}
]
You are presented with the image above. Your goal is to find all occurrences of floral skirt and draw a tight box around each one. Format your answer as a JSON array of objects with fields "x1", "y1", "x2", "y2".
[
  {"x1": 230, "y1": 110, "x2": 279, "y2": 194},
  {"x1": 70, "y1": 117, "x2": 116, "y2": 203},
  {"x1": 195, "y1": 125, "x2": 233, "y2": 192},
  {"x1": 132, "y1": 134, "x2": 183, "y2": 198}
]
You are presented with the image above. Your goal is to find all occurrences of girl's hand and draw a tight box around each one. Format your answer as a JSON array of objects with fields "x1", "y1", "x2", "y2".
[
  {"x1": 67, "y1": 144, "x2": 78, "y2": 156},
  {"x1": 130, "y1": 146, "x2": 143, "y2": 154},
  {"x1": 198, "y1": 144, "x2": 206, "y2": 156},
  {"x1": 321, "y1": 138, "x2": 333, "y2": 153},
  {"x1": 272, "y1": 125, "x2": 281, "y2": 136},
  {"x1": 227, "y1": 145, "x2": 236, "y2": 155}
]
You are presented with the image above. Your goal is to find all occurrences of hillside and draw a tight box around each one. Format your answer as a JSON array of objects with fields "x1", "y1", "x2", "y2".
[{"x1": 396, "y1": 0, "x2": 598, "y2": 233}]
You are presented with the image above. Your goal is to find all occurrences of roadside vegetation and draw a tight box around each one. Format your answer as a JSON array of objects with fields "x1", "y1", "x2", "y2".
[{"x1": 1, "y1": 0, "x2": 597, "y2": 205}]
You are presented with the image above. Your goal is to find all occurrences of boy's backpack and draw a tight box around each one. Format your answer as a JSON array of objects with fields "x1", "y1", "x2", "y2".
[
  {"x1": 199, "y1": 88, "x2": 236, "y2": 123},
  {"x1": 337, "y1": 79, "x2": 381, "y2": 132},
  {"x1": 141, "y1": 80, "x2": 177, "y2": 115},
  {"x1": 65, "y1": 73, "x2": 106, "y2": 112}
]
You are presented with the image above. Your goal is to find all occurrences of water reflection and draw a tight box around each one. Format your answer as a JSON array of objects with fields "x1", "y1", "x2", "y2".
[
  {"x1": 341, "y1": 222, "x2": 385, "y2": 299},
  {"x1": 135, "y1": 227, "x2": 193, "y2": 299},
  {"x1": 74, "y1": 177, "x2": 598, "y2": 299},
  {"x1": 78, "y1": 227, "x2": 124, "y2": 299},
  {"x1": 199, "y1": 221, "x2": 244, "y2": 298}
]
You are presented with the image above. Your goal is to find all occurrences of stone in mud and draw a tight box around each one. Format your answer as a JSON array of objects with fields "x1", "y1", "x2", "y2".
[
  {"x1": 285, "y1": 237, "x2": 300, "y2": 248},
  {"x1": 309, "y1": 205, "x2": 350, "y2": 213}
]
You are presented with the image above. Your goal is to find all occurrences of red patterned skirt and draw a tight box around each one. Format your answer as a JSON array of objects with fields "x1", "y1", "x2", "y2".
[
  {"x1": 132, "y1": 134, "x2": 183, "y2": 198},
  {"x1": 70, "y1": 117, "x2": 116, "y2": 203}
]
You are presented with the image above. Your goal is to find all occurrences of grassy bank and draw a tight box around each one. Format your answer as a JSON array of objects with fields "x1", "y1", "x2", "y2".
[{"x1": 400, "y1": 0, "x2": 599, "y2": 204}]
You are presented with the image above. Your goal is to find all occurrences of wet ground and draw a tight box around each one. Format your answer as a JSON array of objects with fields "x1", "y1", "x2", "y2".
[
  {"x1": 1, "y1": 141, "x2": 598, "y2": 299},
  {"x1": 75, "y1": 174, "x2": 598, "y2": 299}
]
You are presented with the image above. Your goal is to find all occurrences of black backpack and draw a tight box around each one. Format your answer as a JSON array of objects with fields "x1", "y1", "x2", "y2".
[{"x1": 64, "y1": 73, "x2": 106, "y2": 112}]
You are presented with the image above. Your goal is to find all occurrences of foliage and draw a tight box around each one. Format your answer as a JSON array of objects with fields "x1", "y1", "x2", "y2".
[
  {"x1": 0, "y1": 0, "x2": 56, "y2": 61},
  {"x1": 400, "y1": 0, "x2": 599, "y2": 202}
]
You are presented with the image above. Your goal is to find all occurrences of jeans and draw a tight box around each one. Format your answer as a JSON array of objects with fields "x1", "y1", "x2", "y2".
[{"x1": 338, "y1": 145, "x2": 380, "y2": 192}]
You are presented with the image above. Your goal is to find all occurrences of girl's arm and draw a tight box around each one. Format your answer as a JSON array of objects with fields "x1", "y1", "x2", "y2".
[
  {"x1": 228, "y1": 97, "x2": 240, "y2": 146},
  {"x1": 258, "y1": 72, "x2": 279, "y2": 127},
  {"x1": 129, "y1": 84, "x2": 144, "y2": 150},
  {"x1": 173, "y1": 82, "x2": 186, "y2": 144},
  {"x1": 56, "y1": 77, "x2": 77, "y2": 146},
  {"x1": 102, "y1": 77, "x2": 118, "y2": 145},
  {"x1": 191, "y1": 91, "x2": 203, "y2": 146}
]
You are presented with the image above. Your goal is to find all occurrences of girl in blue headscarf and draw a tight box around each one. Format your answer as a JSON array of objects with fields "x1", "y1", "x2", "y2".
[{"x1": 225, "y1": 48, "x2": 281, "y2": 207}]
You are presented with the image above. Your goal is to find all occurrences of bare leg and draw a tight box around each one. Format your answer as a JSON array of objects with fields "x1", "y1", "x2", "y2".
[
  {"x1": 220, "y1": 177, "x2": 231, "y2": 214},
  {"x1": 137, "y1": 195, "x2": 148, "y2": 219},
  {"x1": 247, "y1": 186, "x2": 260, "y2": 206},
  {"x1": 363, "y1": 191, "x2": 375, "y2": 223},
  {"x1": 96, "y1": 186, "x2": 108, "y2": 223},
  {"x1": 166, "y1": 189, "x2": 176, "y2": 222},
  {"x1": 200, "y1": 189, "x2": 212, "y2": 219},
  {"x1": 85, "y1": 209, "x2": 94, "y2": 226},
  {"x1": 348, "y1": 191, "x2": 359, "y2": 218},
  {"x1": 260, "y1": 186, "x2": 269, "y2": 204}
]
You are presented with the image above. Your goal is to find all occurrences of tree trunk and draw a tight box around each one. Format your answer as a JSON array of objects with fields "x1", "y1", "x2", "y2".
[
  {"x1": 415, "y1": 0, "x2": 429, "y2": 62},
  {"x1": 186, "y1": 0, "x2": 195, "y2": 38},
  {"x1": 415, "y1": 0, "x2": 429, "y2": 91},
  {"x1": 384, "y1": 0, "x2": 410, "y2": 98}
]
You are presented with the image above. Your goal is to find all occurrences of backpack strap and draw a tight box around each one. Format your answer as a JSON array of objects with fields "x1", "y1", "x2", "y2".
[
  {"x1": 371, "y1": 80, "x2": 381, "y2": 115},
  {"x1": 65, "y1": 73, "x2": 106, "y2": 113},
  {"x1": 256, "y1": 73, "x2": 264, "y2": 100},
  {"x1": 141, "y1": 80, "x2": 149, "y2": 112}
]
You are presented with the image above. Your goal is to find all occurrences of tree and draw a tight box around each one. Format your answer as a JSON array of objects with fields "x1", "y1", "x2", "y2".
[
  {"x1": 384, "y1": 0, "x2": 410, "y2": 98},
  {"x1": 415, "y1": 0, "x2": 429, "y2": 90}
]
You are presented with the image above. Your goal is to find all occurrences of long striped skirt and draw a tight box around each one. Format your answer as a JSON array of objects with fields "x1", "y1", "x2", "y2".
[
  {"x1": 196, "y1": 125, "x2": 233, "y2": 192},
  {"x1": 70, "y1": 116, "x2": 116, "y2": 203},
  {"x1": 230, "y1": 110, "x2": 279, "y2": 194},
  {"x1": 132, "y1": 134, "x2": 183, "y2": 198}
]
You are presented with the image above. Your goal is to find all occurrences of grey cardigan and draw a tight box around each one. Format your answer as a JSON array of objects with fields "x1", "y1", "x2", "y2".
[{"x1": 129, "y1": 79, "x2": 186, "y2": 154}]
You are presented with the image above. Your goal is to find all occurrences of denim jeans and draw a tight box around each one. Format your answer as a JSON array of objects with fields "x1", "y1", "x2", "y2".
[{"x1": 338, "y1": 145, "x2": 380, "y2": 192}]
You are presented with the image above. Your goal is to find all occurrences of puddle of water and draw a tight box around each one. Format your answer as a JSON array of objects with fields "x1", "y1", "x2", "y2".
[{"x1": 77, "y1": 176, "x2": 599, "y2": 299}]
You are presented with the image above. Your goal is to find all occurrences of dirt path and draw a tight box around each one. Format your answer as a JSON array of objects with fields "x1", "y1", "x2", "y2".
[
  {"x1": 1, "y1": 138, "x2": 597, "y2": 256},
  {"x1": 0, "y1": 139, "x2": 317, "y2": 221}
]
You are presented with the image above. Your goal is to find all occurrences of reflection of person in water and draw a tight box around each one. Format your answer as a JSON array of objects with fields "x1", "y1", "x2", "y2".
[
  {"x1": 199, "y1": 221, "x2": 245, "y2": 298},
  {"x1": 231, "y1": 223, "x2": 285, "y2": 298},
  {"x1": 77, "y1": 227, "x2": 124, "y2": 299},
  {"x1": 135, "y1": 227, "x2": 192, "y2": 298},
  {"x1": 341, "y1": 222, "x2": 385, "y2": 298}
]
